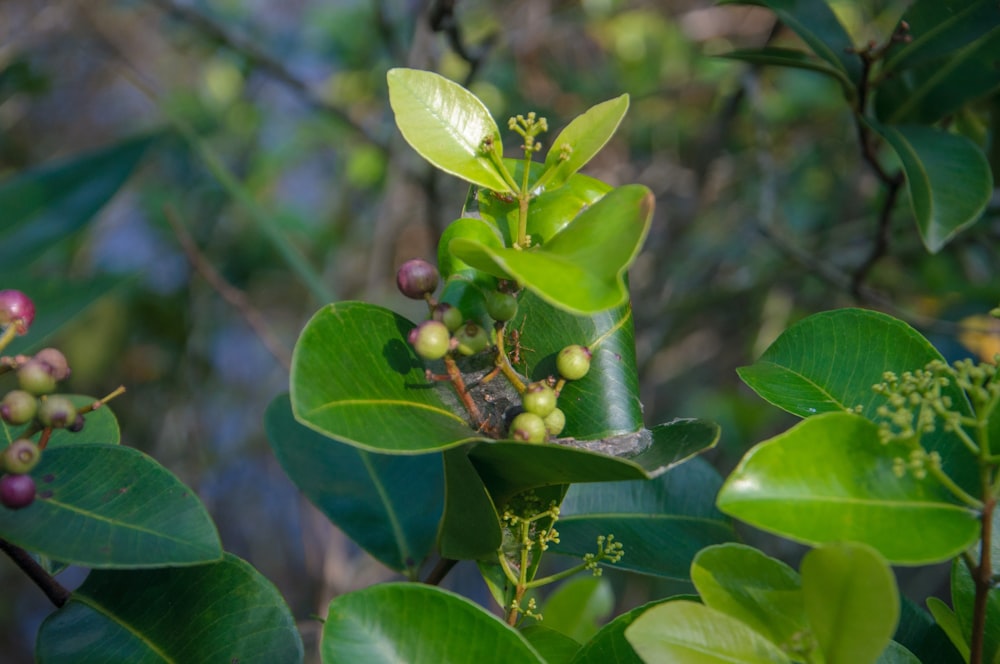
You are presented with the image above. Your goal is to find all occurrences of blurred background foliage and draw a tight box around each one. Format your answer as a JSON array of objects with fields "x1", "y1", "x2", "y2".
[{"x1": 0, "y1": 0, "x2": 997, "y2": 660}]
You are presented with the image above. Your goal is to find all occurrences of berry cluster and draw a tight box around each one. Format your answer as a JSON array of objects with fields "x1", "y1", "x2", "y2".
[
  {"x1": 0, "y1": 290, "x2": 90, "y2": 510},
  {"x1": 397, "y1": 260, "x2": 592, "y2": 443}
]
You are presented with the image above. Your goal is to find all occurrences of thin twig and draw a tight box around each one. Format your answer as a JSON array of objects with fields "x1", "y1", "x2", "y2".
[
  {"x1": 422, "y1": 557, "x2": 458, "y2": 585},
  {"x1": 0, "y1": 538, "x2": 71, "y2": 608},
  {"x1": 164, "y1": 205, "x2": 293, "y2": 371},
  {"x1": 972, "y1": 497, "x2": 996, "y2": 664}
]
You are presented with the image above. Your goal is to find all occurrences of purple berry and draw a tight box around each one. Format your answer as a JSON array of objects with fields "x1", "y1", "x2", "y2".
[
  {"x1": 1, "y1": 474, "x2": 36, "y2": 509},
  {"x1": 68, "y1": 414, "x2": 86, "y2": 433},
  {"x1": 396, "y1": 259, "x2": 440, "y2": 299},
  {"x1": 1, "y1": 390, "x2": 38, "y2": 425},
  {"x1": 0, "y1": 290, "x2": 35, "y2": 335},
  {"x1": 33, "y1": 348, "x2": 71, "y2": 381}
]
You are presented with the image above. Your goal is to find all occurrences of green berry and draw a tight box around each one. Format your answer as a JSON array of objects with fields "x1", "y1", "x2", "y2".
[
  {"x1": 454, "y1": 323, "x2": 489, "y2": 356},
  {"x1": 33, "y1": 348, "x2": 71, "y2": 381},
  {"x1": 3, "y1": 439, "x2": 41, "y2": 474},
  {"x1": 37, "y1": 395, "x2": 77, "y2": 428},
  {"x1": 556, "y1": 345, "x2": 592, "y2": 381},
  {"x1": 486, "y1": 291, "x2": 518, "y2": 322},
  {"x1": 396, "y1": 259, "x2": 440, "y2": 299},
  {"x1": 408, "y1": 320, "x2": 451, "y2": 360},
  {"x1": 17, "y1": 360, "x2": 56, "y2": 396},
  {"x1": 433, "y1": 303, "x2": 464, "y2": 332},
  {"x1": 1, "y1": 390, "x2": 38, "y2": 425},
  {"x1": 522, "y1": 381, "x2": 557, "y2": 417},
  {"x1": 510, "y1": 412, "x2": 547, "y2": 443},
  {"x1": 543, "y1": 408, "x2": 566, "y2": 437}
]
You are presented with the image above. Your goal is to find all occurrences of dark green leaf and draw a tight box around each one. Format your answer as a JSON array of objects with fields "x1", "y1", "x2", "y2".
[
  {"x1": 541, "y1": 576, "x2": 614, "y2": 643},
  {"x1": 870, "y1": 122, "x2": 992, "y2": 252},
  {"x1": 0, "y1": 445, "x2": 222, "y2": 567},
  {"x1": 952, "y1": 558, "x2": 1000, "y2": 663},
  {"x1": 36, "y1": 554, "x2": 303, "y2": 664},
  {"x1": 520, "y1": 625, "x2": 581, "y2": 664},
  {"x1": 894, "y1": 596, "x2": 964, "y2": 664},
  {"x1": 720, "y1": 47, "x2": 853, "y2": 94},
  {"x1": 876, "y1": 641, "x2": 922, "y2": 664},
  {"x1": 570, "y1": 598, "x2": 673, "y2": 664},
  {"x1": 439, "y1": 447, "x2": 502, "y2": 560},
  {"x1": 321, "y1": 583, "x2": 544, "y2": 663},
  {"x1": 541, "y1": 94, "x2": 629, "y2": 191},
  {"x1": 265, "y1": 395, "x2": 443, "y2": 576},
  {"x1": 882, "y1": 0, "x2": 1000, "y2": 74},
  {"x1": 717, "y1": 412, "x2": 980, "y2": 564}
]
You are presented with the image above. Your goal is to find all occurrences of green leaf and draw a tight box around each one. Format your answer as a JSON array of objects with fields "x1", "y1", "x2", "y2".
[
  {"x1": 717, "y1": 411, "x2": 980, "y2": 564},
  {"x1": 0, "y1": 134, "x2": 159, "y2": 269},
  {"x1": 520, "y1": 625, "x2": 581, "y2": 664},
  {"x1": 450, "y1": 184, "x2": 654, "y2": 314},
  {"x1": 321, "y1": 583, "x2": 544, "y2": 663},
  {"x1": 570, "y1": 598, "x2": 673, "y2": 664},
  {"x1": 719, "y1": 47, "x2": 853, "y2": 94},
  {"x1": 290, "y1": 301, "x2": 485, "y2": 454},
  {"x1": 801, "y1": 542, "x2": 899, "y2": 664},
  {"x1": 624, "y1": 600, "x2": 792, "y2": 663},
  {"x1": 542, "y1": 576, "x2": 614, "y2": 643},
  {"x1": 551, "y1": 458, "x2": 735, "y2": 579},
  {"x1": 36, "y1": 553, "x2": 303, "y2": 664},
  {"x1": 952, "y1": 558, "x2": 1000, "y2": 663},
  {"x1": 0, "y1": 445, "x2": 221, "y2": 568},
  {"x1": 882, "y1": 0, "x2": 1000, "y2": 74},
  {"x1": 2, "y1": 394, "x2": 120, "y2": 448},
  {"x1": 876, "y1": 641, "x2": 922, "y2": 664},
  {"x1": 387, "y1": 68, "x2": 512, "y2": 193},
  {"x1": 691, "y1": 543, "x2": 807, "y2": 649},
  {"x1": 542, "y1": 94, "x2": 629, "y2": 191},
  {"x1": 439, "y1": 447, "x2": 502, "y2": 560},
  {"x1": 737, "y1": 308, "x2": 979, "y2": 493},
  {"x1": 895, "y1": 596, "x2": 965, "y2": 664},
  {"x1": 926, "y1": 597, "x2": 970, "y2": 662},
  {"x1": 869, "y1": 122, "x2": 992, "y2": 252},
  {"x1": 264, "y1": 395, "x2": 442, "y2": 576}
]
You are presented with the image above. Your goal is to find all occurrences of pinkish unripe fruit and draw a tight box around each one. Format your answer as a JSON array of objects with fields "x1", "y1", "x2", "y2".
[
  {"x1": 408, "y1": 320, "x2": 451, "y2": 361},
  {"x1": 0, "y1": 474, "x2": 36, "y2": 509},
  {"x1": 33, "y1": 348, "x2": 71, "y2": 381},
  {"x1": 396, "y1": 259, "x2": 440, "y2": 299},
  {"x1": 37, "y1": 395, "x2": 77, "y2": 428},
  {"x1": 1, "y1": 390, "x2": 38, "y2": 425},
  {"x1": 0, "y1": 290, "x2": 35, "y2": 335}
]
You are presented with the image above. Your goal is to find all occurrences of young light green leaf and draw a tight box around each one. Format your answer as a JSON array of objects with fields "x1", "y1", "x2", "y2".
[
  {"x1": 869, "y1": 122, "x2": 992, "y2": 253},
  {"x1": 542, "y1": 94, "x2": 629, "y2": 191},
  {"x1": 321, "y1": 583, "x2": 544, "y2": 663},
  {"x1": 896, "y1": 596, "x2": 965, "y2": 664},
  {"x1": 717, "y1": 412, "x2": 980, "y2": 564},
  {"x1": 36, "y1": 554, "x2": 303, "y2": 664},
  {"x1": 542, "y1": 577, "x2": 615, "y2": 643},
  {"x1": 926, "y1": 597, "x2": 970, "y2": 662},
  {"x1": 801, "y1": 542, "x2": 899, "y2": 664},
  {"x1": 387, "y1": 68, "x2": 513, "y2": 193},
  {"x1": 624, "y1": 600, "x2": 792, "y2": 663}
]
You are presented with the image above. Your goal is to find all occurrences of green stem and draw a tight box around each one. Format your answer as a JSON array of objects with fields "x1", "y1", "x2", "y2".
[
  {"x1": 525, "y1": 561, "x2": 592, "y2": 589},
  {"x1": 494, "y1": 327, "x2": 526, "y2": 393},
  {"x1": 0, "y1": 324, "x2": 18, "y2": 354},
  {"x1": 930, "y1": 464, "x2": 984, "y2": 510}
]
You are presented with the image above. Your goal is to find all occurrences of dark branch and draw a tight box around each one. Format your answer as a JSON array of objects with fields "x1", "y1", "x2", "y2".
[{"x1": 0, "y1": 538, "x2": 71, "y2": 608}]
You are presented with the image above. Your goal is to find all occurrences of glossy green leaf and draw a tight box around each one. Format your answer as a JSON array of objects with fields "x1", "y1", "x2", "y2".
[
  {"x1": 264, "y1": 395, "x2": 442, "y2": 576},
  {"x1": 0, "y1": 444, "x2": 221, "y2": 567},
  {"x1": 0, "y1": 134, "x2": 159, "y2": 269},
  {"x1": 450, "y1": 184, "x2": 654, "y2": 314},
  {"x1": 36, "y1": 553, "x2": 303, "y2": 664},
  {"x1": 738, "y1": 308, "x2": 979, "y2": 493},
  {"x1": 542, "y1": 94, "x2": 629, "y2": 191},
  {"x1": 624, "y1": 600, "x2": 792, "y2": 663},
  {"x1": 321, "y1": 583, "x2": 544, "y2": 663},
  {"x1": 717, "y1": 412, "x2": 979, "y2": 564},
  {"x1": 2, "y1": 394, "x2": 120, "y2": 448},
  {"x1": 926, "y1": 597, "x2": 970, "y2": 662},
  {"x1": 882, "y1": 0, "x2": 1000, "y2": 74},
  {"x1": 439, "y1": 447, "x2": 501, "y2": 560},
  {"x1": 876, "y1": 641, "x2": 922, "y2": 664},
  {"x1": 952, "y1": 558, "x2": 1000, "y2": 663},
  {"x1": 870, "y1": 122, "x2": 992, "y2": 252},
  {"x1": 801, "y1": 542, "x2": 899, "y2": 664},
  {"x1": 542, "y1": 576, "x2": 614, "y2": 643},
  {"x1": 720, "y1": 47, "x2": 853, "y2": 94},
  {"x1": 290, "y1": 301, "x2": 486, "y2": 453},
  {"x1": 387, "y1": 68, "x2": 512, "y2": 193},
  {"x1": 570, "y1": 598, "x2": 674, "y2": 664},
  {"x1": 520, "y1": 625, "x2": 580, "y2": 664},
  {"x1": 895, "y1": 596, "x2": 964, "y2": 664},
  {"x1": 437, "y1": 215, "x2": 505, "y2": 283},
  {"x1": 551, "y1": 458, "x2": 735, "y2": 579},
  {"x1": 691, "y1": 543, "x2": 807, "y2": 649}
]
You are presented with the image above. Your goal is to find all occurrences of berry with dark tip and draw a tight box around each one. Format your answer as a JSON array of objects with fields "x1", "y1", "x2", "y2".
[
  {"x1": 68, "y1": 414, "x2": 86, "y2": 433},
  {"x1": 37, "y1": 395, "x2": 77, "y2": 429},
  {"x1": 0, "y1": 290, "x2": 35, "y2": 335},
  {"x1": 17, "y1": 360, "x2": 57, "y2": 396},
  {"x1": 510, "y1": 412, "x2": 547, "y2": 443},
  {"x1": 33, "y1": 348, "x2": 71, "y2": 381},
  {"x1": 522, "y1": 382, "x2": 557, "y2": 417},
  {"x1": 396, "y1": 259, "x2": 440, "y2": 299},
  {"x1": 557, "y1": 345, "x2": 592, "y2": 381},
  {"x1": 1, "y1": 474, "x2": 36, "y2": 509},
  {"x1": 3, "y1": 439, "x2": 41, "y2": 474},
  {"x1": 486, "y1": 291, "x2": 518, "y2": 322},
  {"x1": 454, "y1": 323, "x2": 489, "y2": 356},
  {"x1": 543, "y1": 408, "x2": 566, "y2": 437},
  {"x1": 408, "y1": 320, "x2": 451, "y2": 361},
  {"x1": 433, "y1": 303, "x2": 464, "y2": 332},
  {"x1": 1, "y1": 390, "x2": 38, "y2": 425}
]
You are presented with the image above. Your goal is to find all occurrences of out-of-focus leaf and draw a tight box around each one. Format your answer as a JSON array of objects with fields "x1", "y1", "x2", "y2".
[
  {"x1": 895, "y1": 596, "x2": 964, "y2": 664},
  {"x1": 927, "y1": 597, "x2": 969, "y2": 661},
  {"x1": 541, "y1": 576, "x2": 614, "y2": 643},
  {"x1": 720, "y1": 47, "x2": 853, "y2": 93},
  {"x1": 952, "y1": 558, "x2": 1000, "y2": 663},
  {"x1": 519, "y1": 626, "x2": 580, "y2": 664},
  {"x1": 882, "y1": 0, "x2": 1000, "y2": 74},
  {"x1": 570, "y1": 598, "x2": 674, "y2": 664}
]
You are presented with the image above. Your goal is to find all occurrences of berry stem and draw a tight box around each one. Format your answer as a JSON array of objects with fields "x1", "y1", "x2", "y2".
[
  {"x1": 0, "y1": 538, "x2": 70, "y2": 608},
  {"x1": 0, "y1": 324, "x2": 17, "y2": 355},
  {"x1": 443, "y1": 356, "x2": 483, "y2": 426},
  {"x1": 36, "y1": 428, "x2": 53, "y2": 451},
  {"x1": 495, "y1": 327, "x2": 526, "y2": 394}
]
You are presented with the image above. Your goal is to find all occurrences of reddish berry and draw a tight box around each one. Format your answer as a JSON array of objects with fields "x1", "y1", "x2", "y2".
[
  {"x1": 1, "y1": 474, "x2": 36, "y2": 509},
  {"x1": 396, "y1": 259, "x2": 440, "y2": 299},
  {"x1": 33, "y1": 348, "x2": 71, "y2": 381},
  {"x1": 1, "y1": 390, "x2": 38, "y2": 425},
  {"x1": 0, "y1": 290, "x2": 35, "y2": 335},
  {"x1": 37, "y1": 395, "x2": 77, "y2": 428},
  {"x1": 2, "y1": 439, "x2": 41, "y2": 474},
  {"x1": 17, "y1": 360, "x2": 56, "y2": 396},
  {"x1": 408, "y1": 320, "x2": 451, "y2": 361}
]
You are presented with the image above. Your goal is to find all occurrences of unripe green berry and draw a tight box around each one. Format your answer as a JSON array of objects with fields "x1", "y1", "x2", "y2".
[
  {"x1": 408, "y1": 320, "x2": 451, "y2": 361},
  {"x1": 543, "y1": 408, "x2": 566, "y2": 437},
  {"x1": 1, "y1": 390, "x2": 38, "y2": 425},
  {"x1": 396, "y1": 259, "x2": 439, "y2": 299},
  {"x1": 486, "y1": 291, "x2": 518, "y2": 322},
  {"x1": 433, "y1": 303, "x2": 464, "y2": 332},
  {"x1": 33, "y1": 348, "x2": 71, "y2": 381},
  {"x1": 522, "y1": 381, "x2": 557, "y2": 417},
  {"x1": 17, "y1": 360, "x2": 57, "y2": 396},
  {"x1": 0, "y1": 473, "x2": 36, "y2": 509},
  {"x1": 37, "y1": 395, "x2": 77, "y2": 429},
  {"x1": 454, "y1": 323, "x2": 489, "y2": 356},
  {"x1": 3, "y1": 439, "x2": 41, "y2": 474},
  {"x1": 510, "y1": 412, "x2": 547, "y2": 443},
  {"x1": 557, "y1": 344, "x2": 592, "y2": 381}
]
